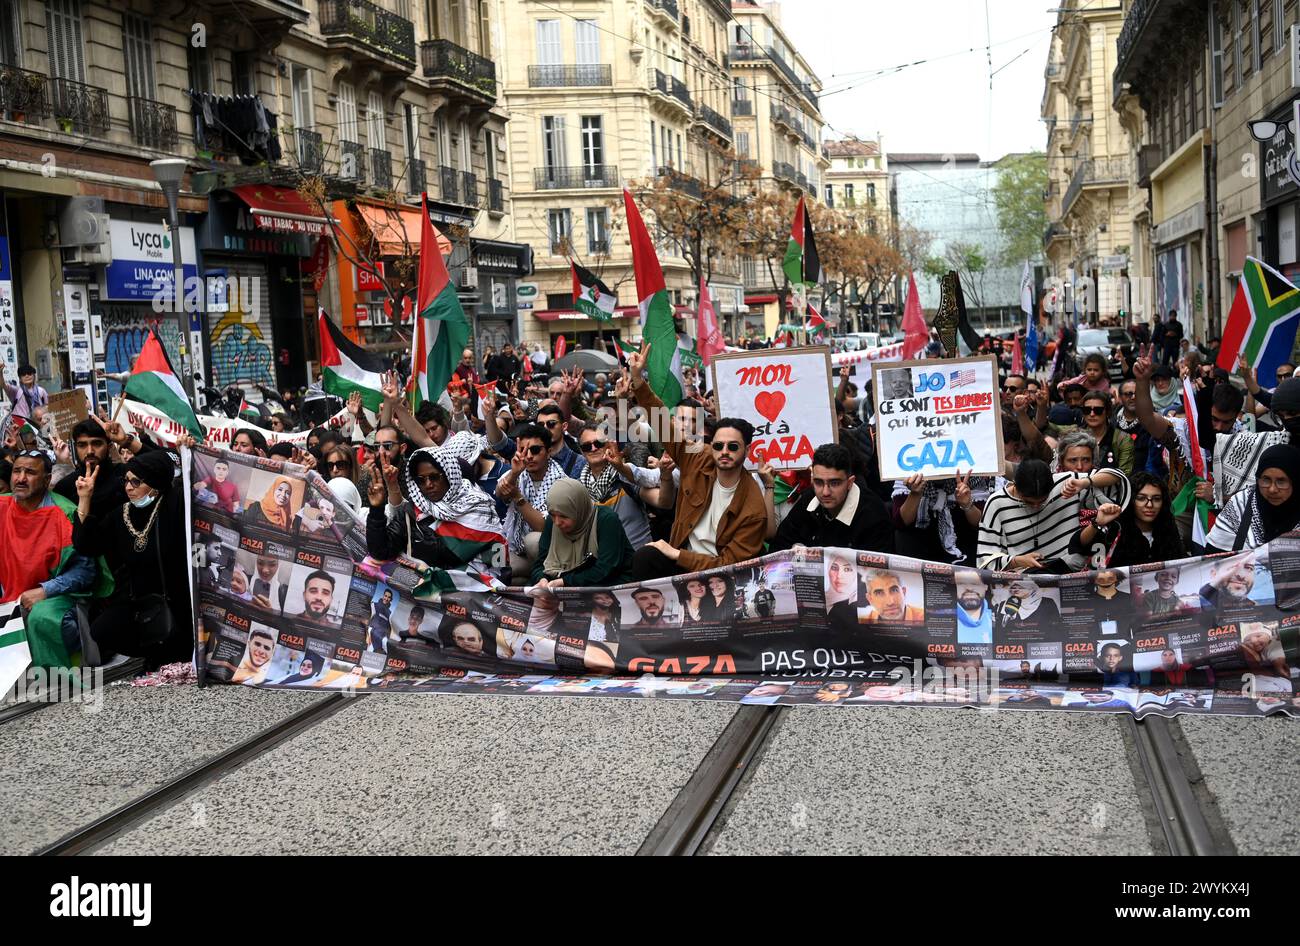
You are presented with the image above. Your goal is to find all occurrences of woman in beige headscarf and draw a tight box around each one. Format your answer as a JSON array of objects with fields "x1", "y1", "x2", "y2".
[{"x1": 531, "y1": 478, "x2": 634, "y2": 589}]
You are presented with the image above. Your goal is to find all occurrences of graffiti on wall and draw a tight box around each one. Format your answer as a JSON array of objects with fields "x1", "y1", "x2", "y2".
[
  {"x1": 208, "y1": 309, "x2": 274, "y2": 388},
  {"x1": 102, "y1": 306, "x2": 183, "y2": 396}
]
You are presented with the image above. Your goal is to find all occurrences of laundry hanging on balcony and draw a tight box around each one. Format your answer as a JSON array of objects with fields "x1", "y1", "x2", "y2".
[{"x1": 189, "y1": 91, "x2": 282, "y2": 164}]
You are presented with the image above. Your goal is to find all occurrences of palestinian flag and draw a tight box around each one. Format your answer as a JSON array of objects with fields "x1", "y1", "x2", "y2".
[
  {"x1": 806, "y1": 301, "x2": 828, "y2": 340},
  {"x1": 1216, "y1": 257, "x2": 1300, "y2": 380},
  {"x1": 624, "y1": 188, "x2": 684, "y2": 407},
  {"x1": 238, "y1": 398, "x2": 260, "y2": 421},
  {"x1": 0, "y1": 600, "x2": 31, "y2": 703},
  {"x1": 781, "y1": 194, "x2": 822, "y2": 288},
  {"x1": 614, "y1": 338, "x2": 638, "y2": 363},
  {"x1": 572, "y1": 261, "x2": 617, "y2": 322},
  {"x1": 123, "y1": 327, "x2": 203, "y2": 439},
  {"x1": 410, "y1": 192, "x2": 471, "y2": 410},
  {"x1": 318, "y1": 308, "x2": 386, "y2": 412},
  {"x1": 13, "y1": 417, "x2": 39, "y2": 443},
  {"x1": 431, "y1": 514, "x2": 506, "y2": 566},
  {"x1": 1176, "y1": 378, "x2": 1214, "y2": 547}
]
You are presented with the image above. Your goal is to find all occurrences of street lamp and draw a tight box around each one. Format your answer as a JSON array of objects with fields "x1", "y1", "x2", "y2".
[{"x1": 149, "y1": 158, "x2": 195, "y2": 400}]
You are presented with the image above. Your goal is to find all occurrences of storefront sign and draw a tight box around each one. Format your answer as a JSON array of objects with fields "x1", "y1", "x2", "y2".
[
  {"x1": 1154, "y1": 203, "x2": 1204, "y2": 247},
  {"x1": 357, "y1": 262, "x2": 386, "y2": 292},
  {"x1": 1260, "y1": 99, "x2": 1299, "y2": 204},
  {"x1": 103, "y1": 220, "x2": 198, "y2": 302},
  {"x1": 472, "y1": 239, "x2": 533, "y2": 276}
]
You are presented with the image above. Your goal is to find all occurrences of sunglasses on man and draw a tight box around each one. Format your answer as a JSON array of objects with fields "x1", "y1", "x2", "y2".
[
  {"x1": 580, "y1": 439, "x2": 608, "y2": 453},
  {"x1": 711, "y1": 441, "x2": 742, "y2": 453},
  {"x1": 523, "y1": 444, "x2": 546, "y2": 457}
]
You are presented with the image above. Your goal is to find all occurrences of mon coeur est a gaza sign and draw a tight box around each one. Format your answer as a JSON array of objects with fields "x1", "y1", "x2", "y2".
[
  {"x1": 872, "y1": 354, "x2": 1004, "y2": 481},
  {"x1": 711, "y1": 346, "x2": 836, "y2": 470}
]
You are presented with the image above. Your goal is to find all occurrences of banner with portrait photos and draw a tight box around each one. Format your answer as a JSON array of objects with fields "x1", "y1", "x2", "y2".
[{"x1": 188, "y1": 446, "x2": 1300, "y2": 718}]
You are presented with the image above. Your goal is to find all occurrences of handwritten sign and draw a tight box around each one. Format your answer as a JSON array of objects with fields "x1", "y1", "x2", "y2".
[
  {"x1": 872, "y1": 354, "x2": 1003, "y2": 481},
  {"x1": 46, "y1": 390, "x2": 88, "y2": 442},
  {"x1": 711, "y1": 346, "x2": 836, "y2": 470}
]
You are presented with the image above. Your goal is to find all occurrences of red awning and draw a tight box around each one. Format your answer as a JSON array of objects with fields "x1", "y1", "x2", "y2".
[
  {"x1": 745, "y1": 294, "x2": 778, "y2": 306},
  {"x1": 231, "y1": 185, "x2": 336, "y2": 236}
]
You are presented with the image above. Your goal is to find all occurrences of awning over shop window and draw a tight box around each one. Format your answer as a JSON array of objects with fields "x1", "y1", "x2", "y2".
[
  {"x1": 356, "y1": 202, "x2": 451, "y2": 256},
  {"x1": 230, "y1": 185, "x2": 335, "y2": 235}
]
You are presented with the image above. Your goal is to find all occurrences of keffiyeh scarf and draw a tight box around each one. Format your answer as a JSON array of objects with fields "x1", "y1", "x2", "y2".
[
  {"x1": 505, "y1": 458, "x2": 565, "y2": 553},
  {"x1": 580, "y1": 462, "x2": 620, "y2": 503},
  {"x1": 891, "y1": 475, "x2": 994, "y2": 563}
]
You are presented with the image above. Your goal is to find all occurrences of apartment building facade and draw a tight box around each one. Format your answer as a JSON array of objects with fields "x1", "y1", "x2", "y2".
[
  {"x1": 0, "y1": 0, "x2": 524, "y2": 408},
  {"x1": 728, "y1": 0, "x2": 825, "y2": 338},
  {"x1": 823, "y1": 135, "x2": 892, "y2": 330},
  {"x1": 498, "y1": 0, "x2": 741, "y2": 353},
  {"x1": 1040, "y1": 1, "x2": 1132, "y2": 321}
]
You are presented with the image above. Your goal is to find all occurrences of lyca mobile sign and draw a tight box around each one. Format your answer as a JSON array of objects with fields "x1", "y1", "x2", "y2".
[{"x1": 103, "y1": 220, "x2": 198, "y2": 302}]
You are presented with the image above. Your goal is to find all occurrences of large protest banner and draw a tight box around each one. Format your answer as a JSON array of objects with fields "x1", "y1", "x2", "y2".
[
  {"x1": 186, "y1": 445, "x2": 1300, "y2": 718},
  {"x1": 872, "y1": 355, "x2": 1003, "y2": 481},
  {"x1": 711, "y1": 346, "x2": 836, "y2": 470},
  {"x1": 120, "y1": 399, "x2": 354, "y2": 449}
]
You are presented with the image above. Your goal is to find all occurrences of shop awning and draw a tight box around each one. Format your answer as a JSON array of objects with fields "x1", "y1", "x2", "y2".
[
  {"x1": 356, "y1": 202, "x2": 451, "y2": 256},
  {"x1": 745, "y1": 294, "x2": 778, "y2": 306},
  {"x1": 231, "y1": 185, "x2": 335, "y2": 235}
]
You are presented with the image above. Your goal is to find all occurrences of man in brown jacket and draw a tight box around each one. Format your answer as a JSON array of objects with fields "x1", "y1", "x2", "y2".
[{"x1": 627, "y1": 344, "x2": 768, "y2": 579}]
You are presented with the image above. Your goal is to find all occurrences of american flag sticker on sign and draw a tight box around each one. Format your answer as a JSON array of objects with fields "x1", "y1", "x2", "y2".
[{"x1": 949, "y1": 369, "x2": 976, "y2": 388}]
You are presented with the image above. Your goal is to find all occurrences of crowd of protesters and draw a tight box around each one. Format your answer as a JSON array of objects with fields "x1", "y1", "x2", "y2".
[{"x1": 4, "y1": 304, "x2": 1299, "y2": 676}]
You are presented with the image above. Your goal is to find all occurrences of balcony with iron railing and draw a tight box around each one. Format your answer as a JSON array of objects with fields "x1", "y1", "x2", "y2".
[
  {"x1": 340, "y1": 139, "x2": 366, "y2": 183},
  {"x1": 128, "y1": 96, "x2": 177, "y2": 151},
  {"x1": 588, "y1": 238, "x2": 611, "y2": 255},
  {"x1": 773, "y1": 161, "x2": 796, "y2": 183},
  {"x1": 1113, "y1": 0, "x2": 1194, "y2": 94},
  {"x1": 645, "y1": 0, "x2": 679, "y2": 23},
  {"x1": 697, "y1": 103, "x2": 732, "y2": 139},
  {"x1": 528, "y1": 64, "x2": 612, "y2": 87},
  {"x1": 370, "y1": 148, "x2": 392, "y2": 190},
  {"x1": 408, "y1": 157, "x2": 426, "y2": 195},
  {"x1": 733, "y1": 158, "x2": 760, "y2": 177},
  {"x1": 295, "y1": 128, "x2": 324, "y2": 173},
  {"x1": 460, "y1": 170, "x2": 478, "y2": 207},
  {"x1": 1062, "y1": 156, "x2": 1128, "y2": 215},
  {"x1": 421, "y1": 38, "x2": 496, "y2": 102},
  {"x1": 438, "y1": 164, "x2": 458, "y2": 203},
  {"x1": 770, "y1": 103, "x2": 796, "y2": 134},
  {"x1": 731, "y1": 97, "x2": 753, "y2": 116},
  {"x1": 650, "y1": 68, "x2": 693, "y2": 114},
  {"x1": 319, "y1": 0, "x2": 416, "y2": 70},
  {"x1": 0, "y1": 63, "x2": 48, "y2": 123},
  {"x1": 657, "y1": 166, "x2": 702, "y2": 198},
  {"x1": 488, "y1": 177, "x2": 504, "y2": 213},
  {"x1": 533, "y1": 165, "x2": 620, "y2": 189},
  {"x1": 49, "y1": 76, "x2": 110, "y2": 136}
]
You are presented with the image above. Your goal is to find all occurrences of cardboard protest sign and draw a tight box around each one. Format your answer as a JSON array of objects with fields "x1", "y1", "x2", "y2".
[
  {"x1": 872, "y1": 355, "x2": 1003, "y2": 481},
  {"x1": 711, "y1": 346, "x2": 836, "y2": 470},
  {"x1": 46, "y1": 390, "x2": 88, "y2": 441}
]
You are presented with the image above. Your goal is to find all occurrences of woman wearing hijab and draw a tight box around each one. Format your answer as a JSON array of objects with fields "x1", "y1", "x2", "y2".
[
  {"x1": 366, "y1": 445, "x2": 504, "y2": 569},
  {"x1": 531, "y1": 478, "x2": 633, "y2": 588},
  {"x1": 1205, "y1": 444, "x2": 1300, "y2": 552},
  {"x1": 993, "y1": 577, "x2": 1060, "y2": 633},
  {"x1": 72, "y1": 450, "x2": 192, "y2": 666},
  {"x1": 243, "y1": 474, "x2": 298, "y2": 532}
]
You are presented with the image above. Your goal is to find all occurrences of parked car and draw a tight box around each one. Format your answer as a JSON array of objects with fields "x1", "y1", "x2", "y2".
[{"x1": 1076, "y1": 326, "x2": 1135, "y2": 381}]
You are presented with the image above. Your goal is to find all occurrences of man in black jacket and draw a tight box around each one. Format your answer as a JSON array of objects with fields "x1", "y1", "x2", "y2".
[
  {"x1": 52, "y1": 418, "x2": 127, "y2": 519},
  {"x1": 485, "y1": 342, "x2": 522, "y2": 386},
  {"x1": 770, "y1": 443, "x2": 893, "y2": 553}
]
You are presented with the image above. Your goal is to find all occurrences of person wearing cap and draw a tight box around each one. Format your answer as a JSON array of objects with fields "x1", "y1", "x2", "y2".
[
  {"x1": 0, "y1": 447, "x2": 106, "y2": 668},
  {"x1": 1149, "y1": 364, "x2": 1179, "y2": 412},
  {"x1": 72, "y1": 449, "x2": 192, "y2": 667}
]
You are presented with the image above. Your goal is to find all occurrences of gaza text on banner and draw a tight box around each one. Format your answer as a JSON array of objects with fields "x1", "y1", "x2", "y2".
[
  {"x1": 186, "y1": 445, "x2": 1300, "y2": 719},
  {"x1": 873, "y1": 354, "x2": 1004, "y2": 480},
  {"x1": 710, "y1": 345, "x2": 837, "y2": 470},
  {"x1": 118, "y1": 399, "x2": 354, "y2": 448}
]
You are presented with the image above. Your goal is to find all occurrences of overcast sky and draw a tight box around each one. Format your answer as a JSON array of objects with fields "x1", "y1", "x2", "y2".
[{"x1": 779, "y1": 0, "x2": 1059, "y2": 159}]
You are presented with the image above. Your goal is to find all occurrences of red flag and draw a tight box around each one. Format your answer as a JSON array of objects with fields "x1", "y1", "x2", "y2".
[
  {"x1": 555, "y1": 335, "x2": 567, "y2": 360},
  {"x1": 901, "y1": 271, "x2": 928, "y2": 359},
  {"x1": 311, "y1": 237, "x2": 330, "y2": 293},
  {"x1": 696, "y1": 273, "x2": 725, "y2": 367}
]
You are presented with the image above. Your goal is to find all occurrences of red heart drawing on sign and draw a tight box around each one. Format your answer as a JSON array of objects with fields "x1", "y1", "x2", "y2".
[{"x1": 754, "y1": 390, "x2": 786, "y2": 423}]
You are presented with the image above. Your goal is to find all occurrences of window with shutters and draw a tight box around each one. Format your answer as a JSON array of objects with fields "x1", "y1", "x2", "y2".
[
  {"x1": 434, "y1": 113, "x2": 450, "y2": 166},
  {"x1": 575, "y1": 19, "x2": 599, "y2": 65},
  {"x1": 1275, "y1": 0, "x2": 1285, "y2": 54},
  {"x1": 0, "y1": 0, "x2": 20, "y2": 67},
  {"x1": 448, "y1": 0, "x2": 465, "y2": 46},
  {"x1": 122, "y1": 14, "x2": 156, "y2": 101},
  {"x1": 45, "y1": 0, "x2": 85, "y2": 83},
  {"x1": 542, "y1": 115, "x2": 566, "y2": 169},
  {"x1": 737, "y1": 131, "x2": 750, "y2": 158},
  {"x1": 457, "y1": 119, "x2": 470, "y2": 169},
  {"x1": 338, "y1": 82, "x2": 358, "y2": 143},
  {"x1": 548, "y1": 209, "x2": 571, "y2": 254},
  {"x1": 581, "y1": 115, "x2": 602, "y2": 172},
  {"x1": 478, "y1": 0, "x2": 491, "y2": 56},
  {"x1": 587, "y1": 208, "x2": 608, "y2": 254},
  {"x1": 367, "y1": 91, "x2": 385, "y2": 150},
  {"x1": 292, "y1": 66, "x2": 313, "y2": 129},
  {"x1": 426, "y1": 0, "x2": 441, "y2": 39},
  {"x1": 536, "y1": 19, "x2": 561, "y2": 64},
  {"x1": 1211, "y1": 8, "x2": 1225, "y2": 108},
  {"x1": 187, "y1": 41, "x2": 213, "y2": 93},
  {"x1": 484, "y1": 129, "x2": 495, "y2": 180},
  {"x1": 650, "y1": 119, "x2": 657, "y2": 169}
]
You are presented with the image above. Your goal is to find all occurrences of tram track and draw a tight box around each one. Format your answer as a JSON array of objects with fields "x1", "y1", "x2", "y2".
[
  {"x1": 1126, "y1": 715, "x2": 1236, "y2": 856},
  {"x1": 0, "y1": 659, "x2": 145, "y2": 727},
  {"x1": 37, "y1": 692, "x2": 358, "y2": 856}
]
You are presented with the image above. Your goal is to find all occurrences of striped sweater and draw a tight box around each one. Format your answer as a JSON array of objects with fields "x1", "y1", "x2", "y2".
[{"x1": 977, "y1": 470, "x2": 1130, "y2": 571}]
